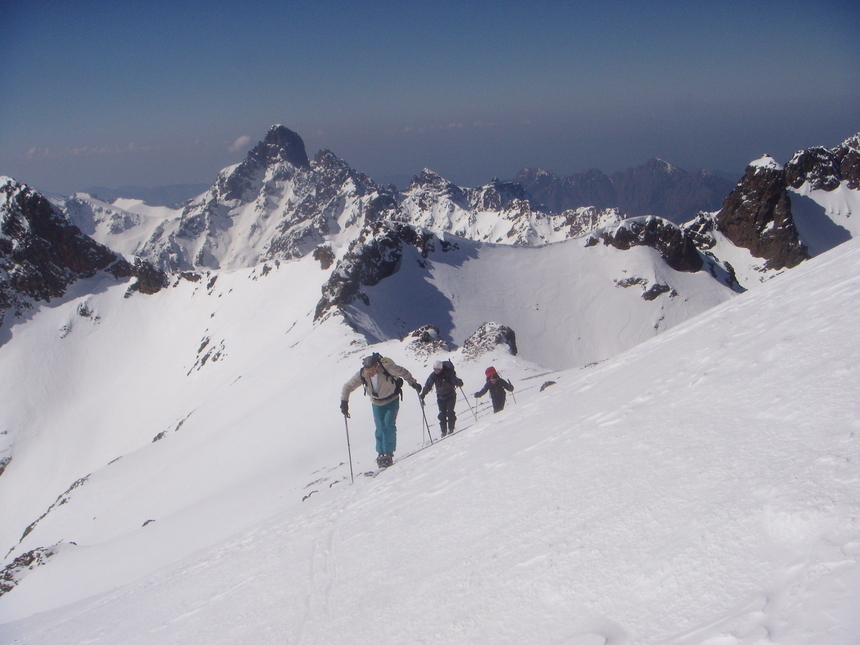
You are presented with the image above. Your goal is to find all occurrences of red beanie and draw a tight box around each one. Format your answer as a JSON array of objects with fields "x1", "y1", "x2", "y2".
[{"x1": 485, "y1": 366, "x2": 497, "y2": 377}]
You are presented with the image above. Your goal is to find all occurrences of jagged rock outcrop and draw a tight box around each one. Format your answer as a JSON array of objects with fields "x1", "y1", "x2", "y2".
[
  {"x1": 0, "y1": 545, "x2": 60, "y2": 598},
  {"x1": 785, "y1": 133, "x2": 860, "y2": 191},
  {"x1": 461, "y1": 323, "x2": 518, "y2": 359},
  {"x1": 716, "y1": 157, "x2": 808, "y2": 270},
  {"x1": 516, "y1": 160, "x2": 733, "y2": 223},
  {"x1": 403, "y1": 169, "x2": 471, "y2": 211},
  {"x1": 0, "y1": 178, "x2": 162, "y2": 323},
  {"x1": 587, "y1": 216, "x2": 703, "y2": 272},
  {"x1": 314, "y1": 222, "x2": 447, "y2": 320},
  {"x1": 218, "y1": 125, "x2": 311, "y2": 205},
  {"x1": 403, "y1": 324, "x2": 450, "y2": 357}
]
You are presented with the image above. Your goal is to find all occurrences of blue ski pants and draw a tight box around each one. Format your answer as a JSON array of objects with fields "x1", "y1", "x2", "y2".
[{"x1": 371, "y1": 398, "x2": 400, "y2": 455}]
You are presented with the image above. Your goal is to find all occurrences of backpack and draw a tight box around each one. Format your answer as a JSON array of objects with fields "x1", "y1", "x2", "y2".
[
  {"x1": 439, "y1": 360, "x2": 456, "y2": 383},
  {"x1": 360, "y1": 353, "x2": 404, "y2": 400}
]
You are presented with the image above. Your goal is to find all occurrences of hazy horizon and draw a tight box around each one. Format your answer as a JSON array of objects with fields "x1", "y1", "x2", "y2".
[{"x1": 2, "y1": 0, "x2": 858, "y2": 195}]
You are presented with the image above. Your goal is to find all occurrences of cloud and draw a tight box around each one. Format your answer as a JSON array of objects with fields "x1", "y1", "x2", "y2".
[{"x1": 228, "y1": 135, "x2": 253, "y2": 152}]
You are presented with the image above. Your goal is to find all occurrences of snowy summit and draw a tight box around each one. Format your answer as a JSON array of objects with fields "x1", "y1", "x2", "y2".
[{"x1": 749, "y1": 155, "x2": 783, "y2": 171}]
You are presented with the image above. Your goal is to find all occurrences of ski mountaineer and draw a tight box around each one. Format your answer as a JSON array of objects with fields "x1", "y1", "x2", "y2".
[
  {"x1": 420, "y1": 360, "x2": 464, "y2": 438},
  {"x1": 340, "y1": 353, "x2": 421, "y2": 468},
  {"x1": 474, "y1": 366, "x2": 514, "y2": 413}
]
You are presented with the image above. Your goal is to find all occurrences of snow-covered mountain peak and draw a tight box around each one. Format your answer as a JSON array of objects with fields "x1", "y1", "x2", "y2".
[
  {"x1": 406, "y1": 168, "x2": 466, "y2": 199},
  {"x1": 840, "y1": 132, "x2": 860, "y2": 151},
  {"x1": 749, "y1": 155, "x2": 783, "y2": 171}
]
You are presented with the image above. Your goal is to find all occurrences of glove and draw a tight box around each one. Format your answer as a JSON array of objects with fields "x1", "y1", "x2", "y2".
[
  {"x1": 419, "y1": 394, "x2": 426, "y2": 404},
  {"x1": 411, "y1": 382, "x2": 421, "y2": 393},
  {"x1": 474, "y1": 392, "x2": 481, "y2": 398},
  {"x1": 340, "y1": 400, "x2": 349, "y2": 417}
]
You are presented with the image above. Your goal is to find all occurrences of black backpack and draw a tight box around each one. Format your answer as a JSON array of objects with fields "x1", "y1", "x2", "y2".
[{"x1": 439, "y1": 360, "x2": 456, "y2": 383}]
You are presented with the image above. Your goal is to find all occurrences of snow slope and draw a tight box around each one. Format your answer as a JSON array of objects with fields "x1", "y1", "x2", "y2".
[
  {"x1": 345, "y1": 234, "x2": 734, "y2": 370},
  {"x1": 0, "y1": 237, "x2": 858, "y2": 642}
]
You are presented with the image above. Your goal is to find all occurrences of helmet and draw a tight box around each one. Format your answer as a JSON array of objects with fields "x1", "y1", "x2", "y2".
[{"x1": 485, "y1": 366, "x2": 497, "y2": 377}]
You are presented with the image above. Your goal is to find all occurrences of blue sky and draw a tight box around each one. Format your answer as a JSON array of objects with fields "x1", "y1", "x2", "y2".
[{"x1": 1, "y1": 0, "x2": 858, "y2": 194}]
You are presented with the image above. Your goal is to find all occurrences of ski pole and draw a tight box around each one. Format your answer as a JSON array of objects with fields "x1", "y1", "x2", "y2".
[
  {"x1": 418, "y1": 393, "x2": 434, "y2": 445},
  {"x1": 343, "y1": 414, "x2": 354, "y2": 485},
  {"x1": 459, "y1": 386, "x2": 478, "y2": 421}
]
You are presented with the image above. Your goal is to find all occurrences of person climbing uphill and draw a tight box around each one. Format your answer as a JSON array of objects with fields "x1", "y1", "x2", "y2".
[
  {"x1": 340, "y1": 353, "x2": 421, "y2": 468},
  {"x1": 474, "y1": 366, "x2": 514, "y2": 413},
  {"x1": 420, "y1": 360, "x2": 464, "y2": 438}
]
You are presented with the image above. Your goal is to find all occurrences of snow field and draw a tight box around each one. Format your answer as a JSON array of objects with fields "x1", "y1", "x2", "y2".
[{"x1": 0, "y1": 237, "x2": 858, "y2": 643}]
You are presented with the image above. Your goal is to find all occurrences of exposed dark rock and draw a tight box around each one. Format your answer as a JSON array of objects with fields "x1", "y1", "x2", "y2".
[
  {"x1": 591, "y1": 217, "x2": 703, "y2": 272},
  {"x1": 683, "y1": 211, "x2": 718, "y2": 250},
  {"x1": 716, "y1": 159, "x2": 808, "y2": 270},
  {"x1": 313, "y1": 244, "x2": 336, "y2": 270},
  {"x1": 837, "y1": 135, "x2": 860, "y2": 189},
  {"x1": 217, "y1": 126, "x2": 309, "y2": 204},
  {"x1": 462, "y1": 322, "x2": 518, "y2": 359},
  {"x1": 785, "y1": 133, "x2": 860, "y2": 192},
  {"x1": 0, "y1": 178, "x2": 155, "y2": 322},
  {"x1": 642, "y1": 283, "x2": 675, "y2": 301},
  {"x1": 785, "y1": 147, "x2": 842, "y2": 191},
  {"x1": 125, "y1": 258, "x2": 168, "y2": 296},
  {"x1": 1, "y1": 545, "x2": 59, "y2": 597},
  {"x1": 314, "y1": 222, "x2": 443, "y2": 320},
  {"x1": 403, "y1": 324, "x2": 450, "y2": 357},
  {"x1": 615, "y1": 276, "x2": 648, "y2": 289}
]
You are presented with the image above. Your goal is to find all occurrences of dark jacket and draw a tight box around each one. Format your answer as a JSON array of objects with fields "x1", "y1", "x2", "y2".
[
  {"x1": 475, "y1": 376, "x2": 514, "y2": 404},
  {"x1": 421, "y1": 366, "x2": 463, "y2": 400}
]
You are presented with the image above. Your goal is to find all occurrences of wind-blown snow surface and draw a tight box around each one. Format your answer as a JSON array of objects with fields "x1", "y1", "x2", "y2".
[{"x1": 1, "y1": 237, "x2": 859, "y2": 643}]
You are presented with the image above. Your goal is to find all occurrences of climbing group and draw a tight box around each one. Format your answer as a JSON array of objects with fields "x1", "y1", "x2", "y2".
[{"x1": 340, "y1": 353, "x2": 515, "y2": 470}]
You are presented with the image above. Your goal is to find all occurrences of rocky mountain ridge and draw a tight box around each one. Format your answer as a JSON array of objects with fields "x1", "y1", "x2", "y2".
[
  {"x1": 4, "y1": 126, "x2": 859, "y2": 333},
  {"x1": 711, "y1": 134, "x2": 860, "y2": 270},
  {"x1": 0, "y1": 178, "x2": 165, "y2": 325}
]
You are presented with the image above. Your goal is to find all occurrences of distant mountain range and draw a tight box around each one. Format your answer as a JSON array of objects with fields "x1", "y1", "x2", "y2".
[
  {"x1": 2, "y1": 126, "x2": 859, "y2": 333},
  {"x1": 515, "y1": 159, "x2": 735, "y2": 224}
]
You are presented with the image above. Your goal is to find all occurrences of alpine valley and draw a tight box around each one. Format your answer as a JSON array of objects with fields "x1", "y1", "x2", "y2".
[{"x1": 0, "y1": 126, "x2": 858, "y2": 644}]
